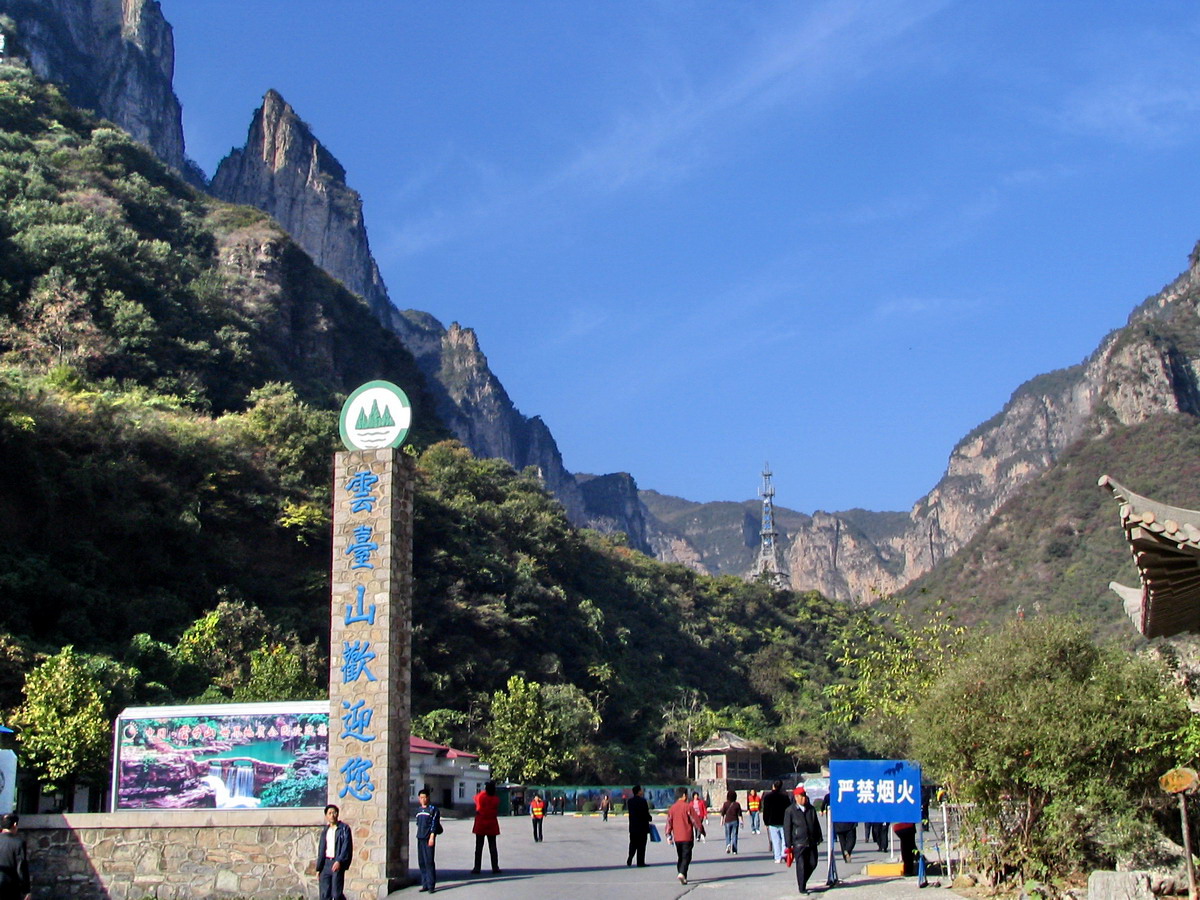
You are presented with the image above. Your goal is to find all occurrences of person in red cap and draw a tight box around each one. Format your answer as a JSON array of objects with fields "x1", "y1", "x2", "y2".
[{"x1": 783, "y1": 786, "x2": 822, "y2": 894}]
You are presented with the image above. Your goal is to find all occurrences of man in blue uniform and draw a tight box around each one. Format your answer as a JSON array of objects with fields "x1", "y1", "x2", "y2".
[{"x1": 415, "y1": 787, "x2": 442, "y2": 893}]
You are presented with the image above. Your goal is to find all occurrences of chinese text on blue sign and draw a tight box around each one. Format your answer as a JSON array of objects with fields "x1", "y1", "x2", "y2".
[{"x1": 827, "y1": 759, "x2": 921, "y2": 824}]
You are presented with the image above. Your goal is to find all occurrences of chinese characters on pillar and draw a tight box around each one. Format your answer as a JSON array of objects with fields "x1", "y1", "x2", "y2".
[{"x1": 338, "y1": 467, "x2": 380, "y2": 802}]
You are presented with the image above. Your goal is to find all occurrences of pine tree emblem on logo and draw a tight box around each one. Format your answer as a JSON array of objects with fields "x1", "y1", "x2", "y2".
[{"x1": 339, "y1": 381, "x2": 412, "y2": 450}]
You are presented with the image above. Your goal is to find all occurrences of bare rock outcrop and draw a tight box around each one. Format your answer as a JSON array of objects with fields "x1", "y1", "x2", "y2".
[
  {"x1": 777, "y1": 244, "x2": 1200, "y2": 601},
  {"x1": 211, "y1": 90, "x2": 391, "y2": 321},
  {"x1": 0, "y1": 0, "x2": 190, "y2": 176},
  {"x1": 575, "y1": 472, "x2": 651, "y2": 553},
  {"x1": 209, "y1": 90, "x2": 651, "y2": 535}
]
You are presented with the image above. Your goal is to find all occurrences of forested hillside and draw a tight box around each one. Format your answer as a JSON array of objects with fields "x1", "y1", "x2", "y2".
[
  {"x1": 0, "y1": 67, "x2": 854, "y2": 787},
  {"x1": 902, "y1": 414, "x2": 1200, "y2": 636}
]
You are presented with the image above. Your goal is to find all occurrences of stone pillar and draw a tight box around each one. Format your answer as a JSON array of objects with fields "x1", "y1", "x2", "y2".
[{"x1": 330, "y1": 449, "x2": 413, "y2": 897}]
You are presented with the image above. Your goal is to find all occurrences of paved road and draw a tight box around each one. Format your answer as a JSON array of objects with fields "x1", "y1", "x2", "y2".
[{"x1": 389, "y1": 814, "x2": 960, "y2": 898}]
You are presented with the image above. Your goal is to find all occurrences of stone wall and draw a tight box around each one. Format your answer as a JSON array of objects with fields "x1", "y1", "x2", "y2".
[{"x1": 22, "y1": 809, "x2": 325, "y2": 899}]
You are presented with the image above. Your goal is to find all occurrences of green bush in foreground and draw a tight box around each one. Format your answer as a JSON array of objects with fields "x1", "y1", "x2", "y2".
[{"x1": 912, "y1": 616, "x2": 1189, "y2": 882}]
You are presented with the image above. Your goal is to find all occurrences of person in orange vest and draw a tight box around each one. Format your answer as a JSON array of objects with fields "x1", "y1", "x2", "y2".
[
  {"x1": 530, "y1": 793, "x2": 546, "y2": 843},
  {"x1": 747, "y1": 789, "x2": 762, "y2": 834}
]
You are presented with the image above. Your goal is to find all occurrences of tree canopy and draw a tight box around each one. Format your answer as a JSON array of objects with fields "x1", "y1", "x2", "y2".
[{"x1": 912, "y1": 617, "x2": 1189, "y2": 881}]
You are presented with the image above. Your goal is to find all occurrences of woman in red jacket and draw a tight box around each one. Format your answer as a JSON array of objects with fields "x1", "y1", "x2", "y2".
[{"x1": 471, "y1": 781, "x2": 502, "y2": 875}]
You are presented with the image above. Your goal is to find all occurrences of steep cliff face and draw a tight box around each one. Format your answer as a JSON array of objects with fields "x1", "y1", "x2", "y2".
[
  {"x1": 407, "y1": 316, "x2": 588, "y2": 524},
  {"x1": 209, "y1": 91, "x2": 659, "y2": 534},
  {"x1": 210, "y1": 90, "x2": 391, "y2": 321},
  {"x1": 651, "y1": 244, "x2": 1200, "y2": 600},
  {"x1": 203, "y1": 209, "x2": 440, "y2": 425},
  {"x1": 0, "y1": 0, "x2": 189, "y2": 175},
  {"x1": 0, "y1": 0, "x2": 650, "y2": 546},
  {"x1": 869, "y1": 254, "x2": 1200, "y2": 595},
  {"x1": 575, "y1": 473, "x2": 651, "y2": 553}
]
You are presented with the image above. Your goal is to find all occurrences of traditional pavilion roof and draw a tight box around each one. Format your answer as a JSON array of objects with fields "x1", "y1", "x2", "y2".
[
  {"x1": 695, "y1": 730, "x2": 765, "y2": 754},
  {"x1": 1100, "y1": 474, "x2": 1200, "y2": 638}
]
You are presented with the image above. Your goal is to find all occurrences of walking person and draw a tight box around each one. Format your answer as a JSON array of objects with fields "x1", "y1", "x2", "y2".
[
  {"x1": 761, "y1": 780, "x2": 790, "y2": 863},
  {"x1": 893, "y1": 822, "x2": 919, "y2": 875},
  {"x1": 530, "y1": 793, "x2": 546, "y2": 842},
  {"x1": 719, "y1": 790, "x2": 743, "y2": 854},
  {"x1": 599, "y1": 793, "x2": 611, "y2": 822},
  {"x1": 625, "y1": 784, "x2": 652, "y2": 867},
  {"x1": 783, "y1": 787, "x2": 822, "y2": 895},
  {"x1": 471, "y1": 780, "x2": 502, "y2": 874},
  {"x1": 415, "y1": 788, "x2": 442, "y2": 893},
  {"x1": 870, "y1": 821, "x2": 889, "y2": 852},
  {"x1": 747, "y1": 788, "x2": 762, "y2": 834},
  {"x1": 834, "y1": 818, "x2": 857, "y2": 863},
  {"x1": 690, "y1": 790, "x2": 708, "y2": 842},
  {"x1": 315, "y1": 804, "x2": 353, "y2": 900},
  {"x1": 0, "y1": 814, "x2": 30, "y2": 900},
  {"x1": 666, "y1": 787, "x2": 700, "y2": 885}
]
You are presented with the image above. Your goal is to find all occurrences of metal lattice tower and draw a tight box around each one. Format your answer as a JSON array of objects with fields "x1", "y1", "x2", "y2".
[{"x1": 754, "y1": 463, "x2": 790, "y2": 589}]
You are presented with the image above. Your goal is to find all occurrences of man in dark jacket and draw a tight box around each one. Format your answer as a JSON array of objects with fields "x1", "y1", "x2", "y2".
[
  {"x1": 415, "y1": 788, "x2": 442, "y2": 893},
  {"x1": 783, "y1": 787, "x2": 822, "y2": 894},
  {"x1": 625, "y1": 785, "x2": 652, "y2": 867},
  {"x1": 761, "y1": 780, "x2": 791, "y2": 863},
  {"x1": 316, "y1": 804, "x2": 353, "y2": 900},
  {"x1": 0, "y1": 813, "x2": 30, "y2": 900}
]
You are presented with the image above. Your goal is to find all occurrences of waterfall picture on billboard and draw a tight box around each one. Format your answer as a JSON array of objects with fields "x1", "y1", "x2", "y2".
[{"x1": 112, "y1": 702, "x2": 329, "y2": 810}]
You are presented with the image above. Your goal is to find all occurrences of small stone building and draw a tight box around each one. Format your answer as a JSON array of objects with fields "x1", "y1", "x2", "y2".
[{"x1": 694, "y1": 731, "x2": 765, "y2": 800}]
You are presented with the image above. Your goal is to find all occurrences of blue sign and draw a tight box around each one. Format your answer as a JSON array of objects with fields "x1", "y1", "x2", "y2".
[{"x1": 828, "y1": 759, "x2": 921, "y2": 824}]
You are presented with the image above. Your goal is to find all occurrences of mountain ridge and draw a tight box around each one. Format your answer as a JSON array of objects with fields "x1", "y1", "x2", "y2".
[
  {"x1": 9, "y1": 2, "x2": 1200, "y2": 607},
  {"x1": 646, "y1": 248, "x2": 1200, "y2": 599},
  {"x1": 208, "y1": 88, "x2": 650, "y2": 548}
]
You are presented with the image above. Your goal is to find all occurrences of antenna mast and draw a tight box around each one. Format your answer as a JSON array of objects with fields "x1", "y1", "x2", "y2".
[{"x1": 755, "y1": 463, "x2": 790, "y2": 589}]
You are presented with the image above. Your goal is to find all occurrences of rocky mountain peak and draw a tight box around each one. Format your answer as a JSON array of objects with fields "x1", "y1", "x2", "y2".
[
  {"x1": 0, "y1": 0, "x2": 190, "y2": 176},
  {"x1": 779, "y1": 243, "x2": 1200, "y2": 600},
  {"x1": 210, "y1": 89, "x2": 391, "y2": 321},
  {"x1": 209, "y1": 89, "x2": 654, "y2": 541}
]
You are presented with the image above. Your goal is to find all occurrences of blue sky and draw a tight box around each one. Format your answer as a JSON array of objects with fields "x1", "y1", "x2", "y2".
[{"x1": 162, "y1": 1, "x2": 1200, "y2": 512}]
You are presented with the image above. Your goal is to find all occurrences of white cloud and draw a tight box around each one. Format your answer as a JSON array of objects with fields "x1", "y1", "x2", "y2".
[
  {"x1": 555, "y1": 0, "x2": 954, "y2": 195},
  {"x1": 1061, "y1": 74, "x2": 1200, "y2": 147},
  {"x1": 1051, "y1": 19, "x2": 1200, "y2": 149},
  {"x1": 379, "y1": 0, "x2": 954, "y2": 261},
  {"x1": 873, "y1": 295, "x2": 980, "y2": 321}
]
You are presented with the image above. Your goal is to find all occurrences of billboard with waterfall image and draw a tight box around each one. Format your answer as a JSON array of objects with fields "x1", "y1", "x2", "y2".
[{"x1": 112, "y1": 701, "x2": 329, "y2": 811}]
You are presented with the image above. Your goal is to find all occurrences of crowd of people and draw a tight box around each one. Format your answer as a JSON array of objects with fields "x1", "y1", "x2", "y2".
[{"x1": 317, "y1": 779, "x2": 918, "y2": 898}]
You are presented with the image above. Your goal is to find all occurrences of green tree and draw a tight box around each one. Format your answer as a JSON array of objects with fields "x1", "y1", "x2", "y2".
[
  {"x1": 826, "y1": 597, "x2": 965, "y2": 757},
  {"x1": 232, "y1": 643, "x2": 320, "y2": 702},
  {"x1": 911, "y1": 617, "x2": 1190, "y2": 882},
  {"x1": 13, "y1": 646, "x2": 112, "y2": 793},
  {"x1": 0, "y1": 268, "x2": 111, "y2": 371},
  {"x1": 486, "y1": 675, "x2": 566, "y2": 783},
  {"x1": 412, "y1": 708, "x2": 470, "y2": 748},
  {"x1": 659, "y1": 688, "x2": 720, "y2": 780},
  {"x1": 542, "y1": 683, "x2": 601, "y2": 778},
  {"x1": 0, "y1": 635, "x2": 35, "y2": 714},
  {"x1": 172, "y1": 600, "x2": 323, "y2": 701}
]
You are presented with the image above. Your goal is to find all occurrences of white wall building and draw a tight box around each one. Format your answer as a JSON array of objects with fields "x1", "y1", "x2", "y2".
[{"x1": 408, "y1": 737, "x2": 488, "y2": 814}]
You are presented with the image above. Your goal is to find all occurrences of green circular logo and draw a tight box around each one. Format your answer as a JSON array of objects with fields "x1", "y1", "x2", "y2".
[{"x1": 339, "y1": 381, "x2": 412, "y2": 451}]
